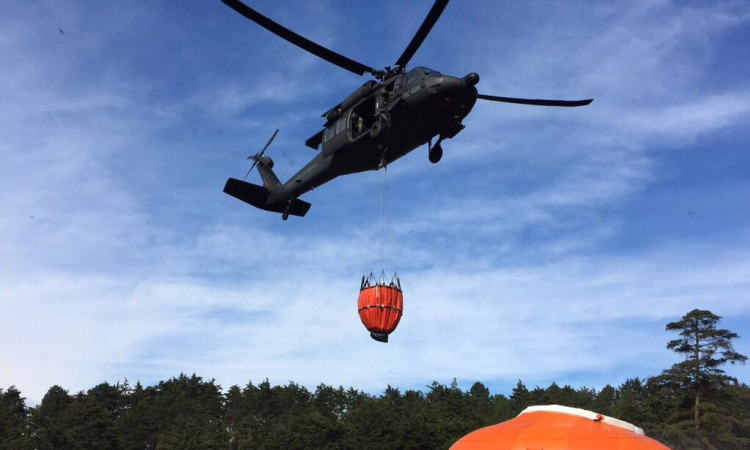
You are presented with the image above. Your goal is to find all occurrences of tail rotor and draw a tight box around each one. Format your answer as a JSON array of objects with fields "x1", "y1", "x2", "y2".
[{"x1": 245, "y1": 129, "x2": 279, "y2": 179}]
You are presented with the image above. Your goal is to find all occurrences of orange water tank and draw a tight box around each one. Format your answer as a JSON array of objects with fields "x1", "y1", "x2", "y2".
[
  {"x1": 450, "y1": 405, "x2": 672, "y2": 450},
  {"x1": 357, "y1": 275, "x2": 403, "y2": 343}
]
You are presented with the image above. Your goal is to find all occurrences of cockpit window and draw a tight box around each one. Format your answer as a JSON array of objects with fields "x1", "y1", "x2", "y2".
[
  {"x1": 405, "y1": 68, "x2": 422, "y2": 84},
  {"x1": 406, "y1": 67, "x2": 441, "y2": 84}
]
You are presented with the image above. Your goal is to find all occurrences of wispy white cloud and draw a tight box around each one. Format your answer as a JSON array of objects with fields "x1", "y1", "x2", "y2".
[
  {"x1": 1, "y1": 0, "x2": 749, "y2": 405},
  {"x1": 621, "y1": 91, "x2": 750, "y2": 138},
  {"x1": 4, "y1": 234, "x2": 748, "y2": 402}
]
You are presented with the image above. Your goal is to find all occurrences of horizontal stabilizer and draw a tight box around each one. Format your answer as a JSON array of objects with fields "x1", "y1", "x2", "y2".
[{"x1": 223, "y1": 178, "x2": 311, "y2": 217}]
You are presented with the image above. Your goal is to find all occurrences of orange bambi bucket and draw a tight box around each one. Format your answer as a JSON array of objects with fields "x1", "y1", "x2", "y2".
[{"x1": 358, "y1": 273, "x2": 403, "y2": 342}]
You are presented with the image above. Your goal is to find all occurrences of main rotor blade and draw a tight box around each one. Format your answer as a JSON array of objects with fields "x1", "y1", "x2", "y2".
[
  {"x1": 477, "y1": 94, "x2": 593, "y2": 107},
  {"x1": 221, "y1": 0, "x2": 376, "y2": 76},
  {"x1": 394, "y1": 0, "x2": 450, "y2": 69}
]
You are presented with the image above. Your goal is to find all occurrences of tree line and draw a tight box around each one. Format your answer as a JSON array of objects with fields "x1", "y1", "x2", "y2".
[{"x1": 1, "y1": 309, "x2": 747, "y2": 450}]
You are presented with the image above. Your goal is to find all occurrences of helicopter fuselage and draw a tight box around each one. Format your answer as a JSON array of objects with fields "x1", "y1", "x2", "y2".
[
  {"x1": 264, "y1": 67, "x2": 478, "y2": 204},
  {"x1": 220, "y1": 0, "x2": 590, "y2": 219}
]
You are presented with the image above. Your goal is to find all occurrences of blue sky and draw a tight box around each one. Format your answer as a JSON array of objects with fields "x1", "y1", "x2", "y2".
[{"x1": 1, "y1": 0, "x2": 749, "y2": 404}]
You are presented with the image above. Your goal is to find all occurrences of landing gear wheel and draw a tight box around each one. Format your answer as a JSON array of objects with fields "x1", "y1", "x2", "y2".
[
  {"x1": 370, "y1": 121, "x2": 383, "y2": 138},
  {"x1": 282, "y1": 211, "x2": 290, "y2": 221},
  {"x1": 428, "y1": 144, "x2": 443, "y2": 164}
]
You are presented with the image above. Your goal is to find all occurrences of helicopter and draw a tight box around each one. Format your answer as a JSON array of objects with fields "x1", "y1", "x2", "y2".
[{"x1": 220, "y1": 0, "x2": 592, "y2": 220}]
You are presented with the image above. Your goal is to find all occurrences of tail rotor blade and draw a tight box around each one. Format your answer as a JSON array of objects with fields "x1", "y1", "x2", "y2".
[
  {"x1": 260, "y1": 129, "x2": 279, "y2": 155},
  {"x1": 478, "y1": 94, "x2": 593, "y2": 107},
  {"x1": 245, "y1": 159, "x2": 259, "y2": 179},
  {"x1": 244, "y1": 129, "x2": 279, "y2": 179}
]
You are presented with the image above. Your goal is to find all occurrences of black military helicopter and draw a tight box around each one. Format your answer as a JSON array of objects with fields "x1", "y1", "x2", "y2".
[{"x1": 221, "y1": 0, "x2": 592, "y2": 220}]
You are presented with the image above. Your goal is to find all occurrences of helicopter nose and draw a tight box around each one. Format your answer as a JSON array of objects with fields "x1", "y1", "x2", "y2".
[{"x1": 463, "y1": 72, "x2": 480, "y2": 87}]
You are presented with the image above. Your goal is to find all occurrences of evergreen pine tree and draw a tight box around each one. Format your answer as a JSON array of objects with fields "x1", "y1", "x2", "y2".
[
  {"x1": 0, "y1": 386, "x2": 33, "y2": 450},
  {"x1": 663, "y1": 309, "x2": 747, "y2": 428}
]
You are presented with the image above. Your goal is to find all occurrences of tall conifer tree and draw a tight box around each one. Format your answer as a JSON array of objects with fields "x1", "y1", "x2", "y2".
[{"x1": 663, "y1": 309, "x2": 747, "y2": 427}]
